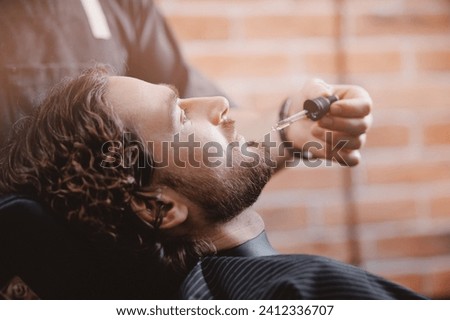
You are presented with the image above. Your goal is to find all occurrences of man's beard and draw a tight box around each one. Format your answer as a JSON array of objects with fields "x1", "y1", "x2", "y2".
[{"x1": 159, "y1": 142, "x2": 273, "y2": 223}]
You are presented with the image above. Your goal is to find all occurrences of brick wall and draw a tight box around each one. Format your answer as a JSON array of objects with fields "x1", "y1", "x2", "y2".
[{"x1": 156, "y1": 0, "x2": 450, "y2": 298}]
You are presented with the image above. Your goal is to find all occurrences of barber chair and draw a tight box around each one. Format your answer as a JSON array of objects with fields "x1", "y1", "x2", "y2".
[{"x1": 0, "y1": 195, "x2": 176, "y2": 299}]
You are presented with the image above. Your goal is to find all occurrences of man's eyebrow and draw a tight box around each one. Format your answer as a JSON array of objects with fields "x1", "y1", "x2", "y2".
[
  {"x1": 162, "y1": 83, "x2": 179, "y2": 102},
  {"x1": 161, "y1": 84, "x2": 180, "y2": 128}
]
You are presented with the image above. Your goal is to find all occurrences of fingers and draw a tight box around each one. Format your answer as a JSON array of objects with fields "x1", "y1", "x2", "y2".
[
  {"x1": 299, "y1": 81, "x2": 372, "y2": 120},
  {"x1": 311, "y1": 125, "x2": 367, "y2": 150},
  {"x1": 335, "y1": 150, "x2": 361, "y2": 167},
  {"x1": 304, "y1": 78, "x2": 334, "y2": 98},
  {"x1": 318, "y1": 114, "x2": 373, "y2": 136},
  {"x1": 333, "y1": 83, "x2": 373, "y2": 100},
  {"x1": 289, "y1": 79, "x2": 334, "y2": 114},
  {"x1": 305, "y1": 139, "x2": 362, "y2": 167},
  {"x1": 329, "y1": 98, "x2": 372, "y2": 118},
  {"x1": 287, "y1": 79, "x2": 373, "y2": 167},
  {"x1": 308, "y1": 122, "x2": 366, "y2": 166}
]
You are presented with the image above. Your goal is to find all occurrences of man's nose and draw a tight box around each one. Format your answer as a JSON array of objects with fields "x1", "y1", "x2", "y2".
[{"x1": 180, "y1": 96, "x2": 230, "y2": 125}]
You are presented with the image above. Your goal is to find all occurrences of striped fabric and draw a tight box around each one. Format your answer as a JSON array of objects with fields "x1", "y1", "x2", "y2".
[{"x1": 180, "y1": 254, "x2": 427, "y2": 300}]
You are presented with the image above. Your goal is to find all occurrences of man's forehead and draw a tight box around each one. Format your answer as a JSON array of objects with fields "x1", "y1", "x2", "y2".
[
  {"x1": 107, "y1": 76, "x2": 149, "y2": 101},
  {"x1": 105, "y1": 76, "x2": 177, "y2": 135},
  {"x1": 106, "y1": 76, "x2": 175, "y2": 104}
]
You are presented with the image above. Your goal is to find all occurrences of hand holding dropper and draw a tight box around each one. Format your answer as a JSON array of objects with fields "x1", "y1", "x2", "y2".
[{"x1": 272, "y1": 95, "x2": 339, "y2": 131}]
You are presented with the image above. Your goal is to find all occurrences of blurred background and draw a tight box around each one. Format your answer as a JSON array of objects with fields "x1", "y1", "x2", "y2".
[{"x1": 155, "y1": 0, "x2": 450, "y2": 298}]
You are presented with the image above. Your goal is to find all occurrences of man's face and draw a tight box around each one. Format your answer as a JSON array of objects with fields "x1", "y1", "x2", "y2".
[{"x1": 107, "y1": 76, "x2": 272, "y2": 223}]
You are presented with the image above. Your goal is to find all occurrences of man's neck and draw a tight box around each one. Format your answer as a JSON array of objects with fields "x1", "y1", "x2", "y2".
[
  {"x1": 217, "y1": 230, "x2": 278, "y2": 257},
  {"x1": 204, "y1": 208, "x2": 267, "y2": 252}
]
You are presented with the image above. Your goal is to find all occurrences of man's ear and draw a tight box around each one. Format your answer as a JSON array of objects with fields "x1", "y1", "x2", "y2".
[
  {"x1": 131, "y1": 187, "x2": 189, "y2": 230},
  {"x1": 158, "y1": 187, "x2": 189, "y2": 229}
]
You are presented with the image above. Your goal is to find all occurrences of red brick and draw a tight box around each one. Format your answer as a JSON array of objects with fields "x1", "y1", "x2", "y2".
[
  {"x1": 353, "y1": 14, "x2": 450, "y2": 36},
  {"x1": 324, "y1": 200, "x2": 417, "y2": 225},
  {"x1": 385, "y1": 273, "x2": 426, "y2": 295},
  {"x1": 243, "y1": 15, "x2": 337, "y2": 39},
  {"x1": 301, "y1": 52, "x2": 338, "y2": 74},
  {"x1": 346, "y1": 51, "x2": 403, "y2": 74},
  {"x1": 323, "y1": 200, "x2": 417, "y2": 225},
  {"x1": 275, "y1": 240, "x2": 351, "y2": 263},
  {"x1": 429, "y1": 269, "x2": 450, "y2": 298},
  {"x1": 166, "y1": 15, "x2": 231, "y2": 40},
  {"x1": 376, "y1": 233, "x2": 450, "y2": 259},
  {"x1": 188, "y1": 53, "x2": 290, "y2": 77},
  {"x1": 323, "y1": 204, "x2": 347, "y2": 226},
  {"x1": 259, "y1": 206, "x2": 308, "y2": 232},
  {"x1": 417, "y1": 50, "x2": 450, "y2": 72},
  {"x1": 365, "y1": 83, "x2": 450, "y2": 109},
  {"x1": 264, "y1": 166, "x2": 344, "y2": 191},
  {"x1": 404, "y1": 0, "x2": 450, "y2": 12},
  {"x1": 356, "y1": 200, "x2": 417, "y2": 223},
  {"x1": 430, "y1": 196, "x2": 450, "y2": 219},
  {"x1": 424, "y1": 122, "x2": 450, "y2": 145},
  {"x1": 367, "y1": 161, "x2": 450, "y2": 184},
  {"x1": 240, "y1": 90, "x2": 293, "y2": 114},
  {"x1": 366, "y1": 125, "x2": 410, "y2": 147}
]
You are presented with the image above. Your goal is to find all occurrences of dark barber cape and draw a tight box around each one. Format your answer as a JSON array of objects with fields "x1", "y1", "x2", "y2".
[
  {"x1": 0, "y1": 195, "x2": 181, "y2": 299},
  {"x1": 180, "y1": 232, "x2": 427, "y2": 300},
  {"x1": 0, "y1": 196, "x2": 427, "y2": 300}
]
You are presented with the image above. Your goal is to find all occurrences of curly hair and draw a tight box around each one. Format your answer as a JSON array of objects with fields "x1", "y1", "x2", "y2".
[{"x1": 0, "y1": 66, "x2": 211, "y2": 274}]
